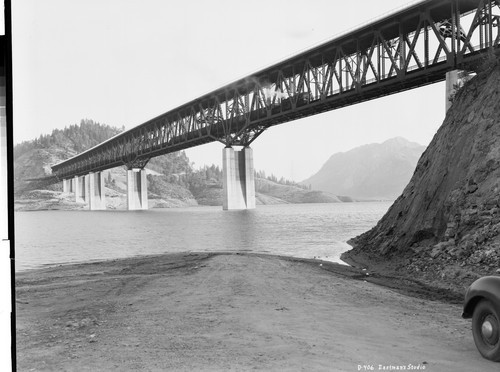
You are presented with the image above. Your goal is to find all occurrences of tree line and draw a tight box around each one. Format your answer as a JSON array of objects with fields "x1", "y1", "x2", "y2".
[{"x1": 14, "y1": 119, "x2": 124, "y2": 160}]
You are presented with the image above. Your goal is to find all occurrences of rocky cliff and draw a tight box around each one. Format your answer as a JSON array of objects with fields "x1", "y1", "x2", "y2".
[
  {"x1": 302, "y1": 137, "x2": 425, "y2": 200},
  {"x1": 342, "y1": 55, "x2": 500, "y2": 294}
]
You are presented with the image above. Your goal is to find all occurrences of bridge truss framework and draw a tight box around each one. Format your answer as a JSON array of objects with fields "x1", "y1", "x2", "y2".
[{"x1": 52, "y1": 0, "x2": 499, "y2": 184}]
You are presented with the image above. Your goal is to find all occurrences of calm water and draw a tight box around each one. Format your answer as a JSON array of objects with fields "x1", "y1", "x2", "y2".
[{"x1": 14, "y1": 202, "x2": 391, "y2": 272}]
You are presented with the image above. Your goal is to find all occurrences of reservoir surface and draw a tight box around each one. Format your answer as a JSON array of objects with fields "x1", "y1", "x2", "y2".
[{"x1": 15, "y1": 202, "x2": 391, "y2": 271}]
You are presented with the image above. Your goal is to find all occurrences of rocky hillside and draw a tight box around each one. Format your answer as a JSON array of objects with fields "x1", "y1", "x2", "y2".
[
  {"x1": 255, "y1": 178, "x2": 342, "y2": 203},
  {"x1": 342, "y1": 54, "x2": 500, "y2": 295},
  {"x1": 302, "y1": 137, "x2": 425, "y2": 200},
  {"x1": 14, "y1": 120, "x2": 122, "y2": 194}
]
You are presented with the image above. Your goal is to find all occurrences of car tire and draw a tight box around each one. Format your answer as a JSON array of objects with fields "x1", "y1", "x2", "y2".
[{"x1": 472, "y1": 299, "x2": 500, "y2": 362}]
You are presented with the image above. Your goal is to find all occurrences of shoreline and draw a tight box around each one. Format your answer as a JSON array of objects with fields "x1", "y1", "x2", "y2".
[
  {"x1": 15, "y1": 250, "x2": 352, "y2": 275},
  {"x1": 14, "y1": 249, "x2": 350, "y2": 275},
  {"x1": 15, "y1": 250, "x2": 464, "y2": 304},
  {"x1": 13, "y1": 192, "x2": 396, "y2": 212},
  {"x1": 341, "y1": 239, "x2": 476, "y2": 301}
]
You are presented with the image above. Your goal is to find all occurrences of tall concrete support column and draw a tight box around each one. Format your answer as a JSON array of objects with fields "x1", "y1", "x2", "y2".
[
  {"x1": 62, "y1": 178, "x2": 71, "y2": 193},
  {"x1": 88, "y1": 172, "x2": 106, "y2": 210},
  {"x1": 84, "y1": 175, "x2": 90, "y2": 204},
  {"x1": 446, "y1": 70, "x2": 459, "y2": 112},
  {"x1": 244, "y1": 148, "x2": 256, "y2": 209},
  {"x1": 127, "y1": 169, "x2": 148, "y2": 210},
  {"x1": 222, "y1": 146, "x2": 256, "y2": 210},
  {"x1": 74, "y1": 175, "x2": 81, "y2": 203},
  {"x1": 74, "y1": 175, "x2": 88, "y2": 203}
]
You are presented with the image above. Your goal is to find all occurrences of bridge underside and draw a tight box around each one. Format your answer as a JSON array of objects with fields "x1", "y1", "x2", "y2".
[{"x1": 52, "y1": 0, "x2": 500, "y2": 210}]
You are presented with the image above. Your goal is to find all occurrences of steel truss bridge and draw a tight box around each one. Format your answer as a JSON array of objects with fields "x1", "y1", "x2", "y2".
[{"x1": 52, "y1": 0, "x2": 500, "y2": 179}]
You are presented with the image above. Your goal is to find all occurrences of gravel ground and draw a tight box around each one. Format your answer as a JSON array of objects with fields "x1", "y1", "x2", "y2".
[{"x1": 15, "y1": 252, "x2": 498, "y2": 371}]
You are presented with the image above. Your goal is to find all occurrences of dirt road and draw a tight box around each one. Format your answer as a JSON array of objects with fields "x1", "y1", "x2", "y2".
[{"x1": 15, "y1": 252, "x2": 498, "y2": 371}]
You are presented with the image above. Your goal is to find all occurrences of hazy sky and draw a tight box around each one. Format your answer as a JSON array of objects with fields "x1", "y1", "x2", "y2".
[{"x1": 12, "y1": 0, "x2": 445, "y2": 181}]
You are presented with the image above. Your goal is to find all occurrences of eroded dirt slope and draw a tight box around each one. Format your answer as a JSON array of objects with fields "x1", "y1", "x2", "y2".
[{"x1": 343, "y1": 57, "x2": 500, "y2": 293}]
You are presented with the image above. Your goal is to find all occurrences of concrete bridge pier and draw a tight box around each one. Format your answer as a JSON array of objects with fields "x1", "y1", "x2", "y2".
[
  {"x1": 62, "y1": 178, "x2": 71, "y2": 193},
  {"x1": 74, "y1": 175, "x2": 88, "y2": 203},
  {"x1": 87, "y1": 172, "x2": 106, "y2": 210},
  {"x1": 222, "y1": 146, "x2": 256, "y2": 210},
  {"x1": 127, "y1": 168, "x2": 148, "y2": 210},
  {"x1": 446, "y1": 70, "x2": 460, "y2": 112}
]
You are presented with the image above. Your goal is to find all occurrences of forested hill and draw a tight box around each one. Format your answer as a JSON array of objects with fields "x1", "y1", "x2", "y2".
[
  {"x1": 14, "y1": 119, "x2": 342, "y2": 208},
  {"x1": 14, "y1": 119, "x2": 191, "y2": 196},
  {"x1": 14, "y1": 119, "x2": 124, "y2": 161}
]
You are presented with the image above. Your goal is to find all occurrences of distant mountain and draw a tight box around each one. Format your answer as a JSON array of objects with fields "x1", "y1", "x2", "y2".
[{"x1": 302, "y1": 137, "x2": 426, "y2": 200}]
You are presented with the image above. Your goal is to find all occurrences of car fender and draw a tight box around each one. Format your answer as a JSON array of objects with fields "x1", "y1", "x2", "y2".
[{"x1": 462, "y1": 276, "x2": 500, "y2": 318}]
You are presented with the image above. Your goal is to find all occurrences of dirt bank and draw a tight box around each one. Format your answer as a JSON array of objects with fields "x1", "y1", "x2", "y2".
[
  {"x1": 343, "y1": 58, "x2": 500, "y2": 294},
  {"x1": 15, "y1": 252, "x2": 497, "y2": 371}
]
